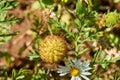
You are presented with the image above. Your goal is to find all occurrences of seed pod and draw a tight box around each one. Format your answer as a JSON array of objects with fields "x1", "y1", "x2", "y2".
[{"x1": 39, "y1": 35, "x2": 67, "y2": 63}]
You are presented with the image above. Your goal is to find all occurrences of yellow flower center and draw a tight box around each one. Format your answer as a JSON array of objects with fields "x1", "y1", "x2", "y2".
[
  {"x1": 70, "y1": 68, "x2": 80, "y2": 76},
  {"x1": 61, "y1": 0, "x2": 68, "y2": 3}
]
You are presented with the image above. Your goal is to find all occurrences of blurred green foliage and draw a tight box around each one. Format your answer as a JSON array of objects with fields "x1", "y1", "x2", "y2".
[{"x1": 0, "y1": 0, "x2": 20, "y2": 44}]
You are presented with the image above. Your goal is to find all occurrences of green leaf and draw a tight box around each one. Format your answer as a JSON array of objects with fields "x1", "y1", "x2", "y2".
[
  {"x1": 92, "y1": 49, "x2": 100, "y2": 63},
  {"x1": 12, "y1": 69, "x2": 16, "y2": 80},
  {"x1": 75, "y1": 1, "x2": 87, "y2": 18},
  {"x1": 0, "y1": 0, "x2": 19, "y2": 44},
  {"x1": 28, "y1": 53, "x2": 40, "y2": 59},
  {"x1": 78, "y1": 48, "x2": 88, "y2": 55},
  {"x1": 18, "y1": 68, "x2": 29, "y2": 75},
  {"x1": 31, "y1": 1, "x2": 41, "y2": 10},
  {"x1": 101, "y1": 63, "x2": 108, "y2": 69},
  {"x1": 0, "y1": 32, "x2": 19, "y2": 37},
  {"x1": 56, "y1": 4, "x2": 61, "y2": 18},
  {"x1": 16, "y1": 75, "x2": 25, "y2": 80},
  {"x1": 33, "y1": 15, "x2": 41, "y2": 27},
  {"x1": 39, "y1": 0, "x2": 54, "y2": 9},
  {"x1": 4, "y1": 72, "x2": 8, "y2": 80},
  {"x1": 110, "y1": 57, "x2": 120, "y2": 62}
]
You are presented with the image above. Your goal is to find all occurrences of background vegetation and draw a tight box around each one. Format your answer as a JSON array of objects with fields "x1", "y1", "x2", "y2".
[{"x1": 0, "y1": 0, "x2": 120, "y2": 80}]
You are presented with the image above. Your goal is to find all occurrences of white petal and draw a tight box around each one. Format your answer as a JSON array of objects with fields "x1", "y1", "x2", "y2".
[
  {"x1": 58, "y1": 66, "x2": 70, "y2": 73},
  {"x1": 71, "y1": 76, "x2": 75, "y2": 80},
  {"x1": 59, "y1": 72, "x2": 68, "y2": 76},
  {"x1": 59, "y1": 65, "x2": 70, "y2": 68},
  {"x1": 75, "y1": 60, "x2": 81, "y2": 68},
  {"x1": 81, "y1": 72, "x2": 91, "y2": 75},
  {"x1": 75, "y1": 59, "x2": 80, "y2": 65},
  {"x1": 84, "y1": 67, "x2": 92, "y2": 71},
  {"x1": 80, "y1": 74, "x2": 90, "y2": 80},
  {"x1": 58, "y1": 68, "x2": 69, "y2": 72},
  {"x1": 58, "y1": 65, "x2": 66, "y2": 69},
  {"x1": 75, "y1": 76, "x2": 81, "y2": 80},
  {"x1": 57, "y1": 70, "x2": 69, "y2": 74},
  {"x1": 71, "y1": 76, "x2": 81, "y2": 80}
]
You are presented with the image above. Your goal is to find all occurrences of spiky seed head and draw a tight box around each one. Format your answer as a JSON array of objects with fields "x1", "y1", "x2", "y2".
[
  {"x1": 104, "y1": 11, "x2": 119, "y2": 26},
  {"x1": 39, "y1": 35, "x2": 67, "y2": 63}
]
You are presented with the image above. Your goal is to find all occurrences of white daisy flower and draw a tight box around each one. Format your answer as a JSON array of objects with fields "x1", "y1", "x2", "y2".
[{"x1": 57, "y1": 59, "x2": 92, "y2": 80}]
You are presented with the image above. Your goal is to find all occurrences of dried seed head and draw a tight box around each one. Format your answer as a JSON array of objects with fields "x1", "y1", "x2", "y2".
[{"x1": 39, "y1": 35, "x2": 67, "y2": 63}]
